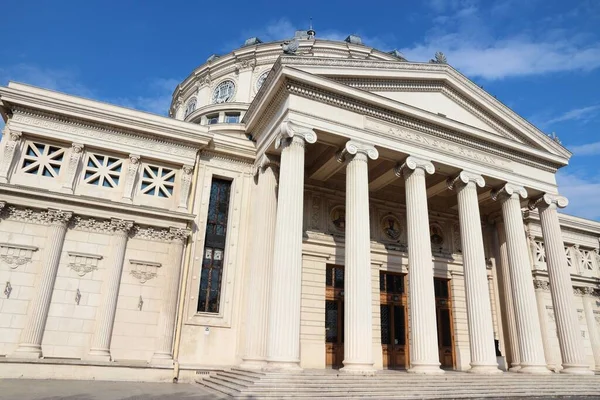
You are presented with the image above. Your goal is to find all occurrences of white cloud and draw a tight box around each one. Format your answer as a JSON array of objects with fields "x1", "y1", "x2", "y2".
[
  {"x1": 556, "y1": 170, "x2": 600, "y2": 221},
  {"x1": 568, "y1": 141, "x2": 600, "y2": 156},
  {"x1": 546, "y1": 105, "x2": 600, "y2": 125}
]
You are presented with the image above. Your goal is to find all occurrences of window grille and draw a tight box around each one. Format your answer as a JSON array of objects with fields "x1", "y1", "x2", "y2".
[
  {"x1": 83, "y1": 154, "x2": 123, "y2": 188},
  {"x1": 580, "y1": 249, "x2": 593, "y2": 270},
  {"x1": 21, "y1": 142, "x2": 65, "y2": 177},
  {"x1": 535, "y1": 240, "x2": 546, "y2": 263},
  {"x1": 565, "y1": 247, "x2": 574, "y2": 268},
  {"x1": 140, "y1": 164, "x2": 175, "y2": 198}
]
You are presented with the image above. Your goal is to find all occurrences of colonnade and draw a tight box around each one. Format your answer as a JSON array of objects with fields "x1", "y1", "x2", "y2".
[
  {"x1": 6, "y1": 205, "x2": 189, "y2": 364},
  {"x1": 242, "y1": 119, "x2": 596, "y2": 375}
]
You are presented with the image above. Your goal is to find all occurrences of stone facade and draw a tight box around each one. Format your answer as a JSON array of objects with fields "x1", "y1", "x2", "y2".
[{"x1": 0, "y1": 33, "x2": 599, "y2": 382}]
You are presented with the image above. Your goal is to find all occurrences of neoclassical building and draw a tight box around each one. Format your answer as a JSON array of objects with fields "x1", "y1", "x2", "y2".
[{"x1": 0, "y1": 30, "x2": 599, "y2": 382}]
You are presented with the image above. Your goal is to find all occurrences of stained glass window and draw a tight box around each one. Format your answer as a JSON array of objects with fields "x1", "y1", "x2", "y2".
[{"x1": 198, "y1": 178, "x2": 232, "y2": 313}]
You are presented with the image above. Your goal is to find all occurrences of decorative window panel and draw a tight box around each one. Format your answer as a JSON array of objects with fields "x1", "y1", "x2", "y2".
[
  {"x1": 535, "y1": 241, "x2": 546, "y2": 263},
  {"x1": 580, "y1": 249, "x2": 593, "y2": 271},
  {"x1": 140, "y1": 164, "x2": 175, "y2": 198},
  {"x1": 83, "y1": 153, "x2": 123, "y2": 188},
  {"x1": 198, "y1": 178, "x2": 232, "y2": 314},
  {"x1": 565, "y1": 247, "x2": 575, "y2": 269},
  {"x1": 21, "y1": 142, "x2": 65, "y2": 177},
  {"x1": 185, "y1": 98, "x2": 197, "y2": 117}
]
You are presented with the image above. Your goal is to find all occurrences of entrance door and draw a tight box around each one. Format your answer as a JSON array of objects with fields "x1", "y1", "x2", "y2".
[
  {"x1": 325, "y1": 265, "x2": 344, "y2": 368},
  {"x1": 380, "y1": 272, "x2": 408, "y2": 369},
  {"x1": 434, "y1": 278, "x2": 455, "y2": 369}
]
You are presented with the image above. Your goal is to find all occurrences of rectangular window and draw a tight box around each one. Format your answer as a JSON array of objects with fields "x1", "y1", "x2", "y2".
[
  {"x1": 197, "y1": 178, "x2": 232, "y2": 313},
  {"x1": 206, "y1": 114, "x2": 219, "y2": 125},
  {"x1": 434, "y1": 278, "x2": 449, "y2": 299},
  {"x1": 380, "y1": 272, "x2": 405, "y2": 294},
  {"x1": 224, "y1": 112, "x2": 240, "y2": 123}
]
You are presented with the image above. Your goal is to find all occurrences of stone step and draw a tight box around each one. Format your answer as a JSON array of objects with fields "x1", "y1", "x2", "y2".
[
  {"x1": 215, "y1": 371, "x2": 258, "y2": 384},
  {"x1": 229, "y1": 368, "x2": 268, "y2": 378},
  {"x1": 199, "y1": 379, "x2": 242, "y2": 397}
]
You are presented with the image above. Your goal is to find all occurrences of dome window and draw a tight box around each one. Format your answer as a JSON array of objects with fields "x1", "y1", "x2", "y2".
[
  {"x1": 212, "y1": 80, "x2": 236, "y2": 104},
  {"x1": 184, "y1": 98, "x2": 197, "y2": 118}
]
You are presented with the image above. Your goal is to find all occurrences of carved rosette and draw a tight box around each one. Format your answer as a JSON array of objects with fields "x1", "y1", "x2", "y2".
[
  {"x1": 447, "y1": 171, "x2": 485, "y2": 191},
  {"x1": 62, "y1": 143, "x2": 84, "y2": 193},
  {"x1": 178, "y1": 164, "x2": 194, "y2": 210},
  {"x1": 528, "y1": 193, "x2": 569, "y2": 211},
  {"x1": 0, "y1": 129, "x2": 22, "y2": 182},
  {"x1": 533, "y1": 279, "x2": 550, "y2": 291},
  {"x1": 122, "y1": 154, "x2": 141, "y2": 202},
  {"x1": 394, "y1": 156, "x2": 435, "y2": 179},
  {"x1": 491, "y1": 183, "x2": 528, "y2": 202},
  {"x1": 275, "y1": 120, "x2": 317, "y2": 149}
]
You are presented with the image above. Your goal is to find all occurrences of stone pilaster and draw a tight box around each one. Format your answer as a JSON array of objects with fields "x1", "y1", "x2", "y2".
[
  {"x1": 177, "y1": 164, "x2": 194, "y2": 211},
  {"x1": 0, "y1": 129, "x2": 22, "y2": 183},
  {"x1": 533, "y1": 279, "x2": 557, "y2": 370},
  {"x1": 581, "y1": 288, "x2": 600, "y2": 372},
  {"x1": 266, "y1": 120, "x2": 316, "y2": 370},
  {"x1": 12, "y1": 209, "x2": 73, "y2": 358},
  {"x1": 448, "y1": 171, "x2": 501, "y2": 374},
  {"x1": 495, "y1": 222, "x2": 521, "y2": 371},
  {"x1": 122, "y1": 154, "x2": 140, "y2": 203},
  {"x1": 529, "y1": 194, "x2": 592, "y2": 374},
  {"x1": 151, "y1": 227, "x2": 190, "y2": 365},
  {"x1": 240, "y1": 155, "x2": 279, "y2": 369},
  {"x1": 396, "y1": 156, "x2": 443, "y2": 374},
  {"x1": 61, "y1": 143, "x2": 84, "y2": 193},
  {"x1": 87, "y1": 218, "x2": 134, "y2": 361},
  {"x1": 492, "y1": 184, "x2": 550, "y2": 374},
  {"x1": 340, "y1": 140, "x2": 378, "y2": 374}
]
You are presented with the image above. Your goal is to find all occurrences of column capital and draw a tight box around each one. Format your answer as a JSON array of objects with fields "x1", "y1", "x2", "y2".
[
  {"x1": 129, "y1": 154, "x2": 141, "y2": 164},
  {"x1": 169, "y1": 226, "x2": 191, "y2": 243},
  {"x1": 46, "y1": 209, "x2": 73, "y2": 227},
  {"x1": 110, "y1": 218, "x2": 134, "y2": 234},
  {"x1": 528, "y1": 193, "x2": 568, "y2": 211},
  {"x1": 447, "y1": 171, "x2": 485, "y2": 191},
  {"x1": 339, "y1": 140, "x2": 379, "y2": 162},
  {"x1": 275, "y1": 120, "x2": 317, "y2": 149},
  {"x1": 71, "y1": 142, "x2": 84, "y2": 153},
  {"x1": 394, "y1": 156, "x2": 434, "y2": 178},
  {"x1": 581, "y1": 287, "x2": 599, "y2": 297},
  {"x1": 8, "y1": 129, "x2": 22, "y2": 142},
  {"x1": 533, "y1": 279, "x2": 550, "y2": 291},
  {"x1": 491, "y1": 183, "x2": 528, "y2": 202},
  {"x1": 255, "y1": 154, "x2": 280, "y2": 177}
]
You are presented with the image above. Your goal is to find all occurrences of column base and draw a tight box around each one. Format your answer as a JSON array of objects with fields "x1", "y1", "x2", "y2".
[
  {"x1": 11, "y1": 343, "x2": 43, "y2": 359},
  {"x1": 407, "y1": 362, "x2": 444, "y2": 375},
  {"x1": 150, "y1": 352, "x2": 174, "y2": 367},
  {"x1": 85, "y1": 348, "x2": 112, "y2": 362},
  {"x1": 468, "y1": 363, "x2": 503, "y2": 374},
  {"x1": 560, "y1": 364, "x2": 594, "y2": 375},
  {"x1": 239, "y1": 357, "x2": 268, "y2": 370},
  {"x1": 340, "y1": 362, "x2": 376, "y2": 376},
  {"x1": 263, "y1": 359, "x2": 302, "y2": 372},
  {"x1": 518, "y1": 364, "x2": 553, "y2": 374},
  {"x1": 508, "y1": 364, "x2": 521, "y2": 372}
]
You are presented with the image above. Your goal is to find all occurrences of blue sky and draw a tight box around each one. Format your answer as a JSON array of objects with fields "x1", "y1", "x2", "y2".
[{"x1": 1, "y1": 0, "x2": 599, "y2": 220}]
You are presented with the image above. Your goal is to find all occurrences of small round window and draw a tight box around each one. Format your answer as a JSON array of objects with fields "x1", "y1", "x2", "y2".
[{"x1": 212, "y1": 80, "x2": 235, "y2": 104}]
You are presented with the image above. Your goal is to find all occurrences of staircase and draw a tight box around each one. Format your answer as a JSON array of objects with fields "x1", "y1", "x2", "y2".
[{"x1": 197, "y1": 368, "x2": 600, "y2": 399}]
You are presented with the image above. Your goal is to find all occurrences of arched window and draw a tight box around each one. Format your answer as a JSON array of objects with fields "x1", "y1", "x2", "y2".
[{"x1": 184, "y1": 98, "x2": 197, "y2": 117}]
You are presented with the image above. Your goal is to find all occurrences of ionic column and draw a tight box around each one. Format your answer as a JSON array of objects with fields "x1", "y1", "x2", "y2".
[
  {"x1": 582, "y1": 288, "x2": 600, "y2": 371},
  {"x1": 533, "y1": 279, "x2": 557, "y2": 370},
  {"x1": 87, "y1": 219, "x2": 134, "y2": 361},
  {"x1": 12, "y1": 209, "x2": 73, "y2": 358},
  {"x1": 496, "y1": 222, "x2": 521, "y2": 371},
  {"x1": 340, "y1": 140, "x2": 378, "y2": 375},
  {"x1": 492, "y1": 184, "x2": 550, "y2": 374},
  {"x1": 396, "y1": 156, "x2": 443, "y2": 374},
  {"x1": 529, "y1": 195, "x2": 592, "y2": 374},
  {"x1": 240, "y1": 155, "x2": 279, "y2": 370},
  {"x1": 448, "y1": 172, "x2": 500, "y2": 374},
  {"x1": 265, "y1": 120, "x2": 317, "y2": 370},
  {"x1": 151, "y1": 227, "x2": 191, "y2": 365}
]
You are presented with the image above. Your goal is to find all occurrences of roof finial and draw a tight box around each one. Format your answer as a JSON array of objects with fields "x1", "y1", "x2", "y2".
[{"x1": 307, "y1": 17, "x2": 316, "y2": 38}]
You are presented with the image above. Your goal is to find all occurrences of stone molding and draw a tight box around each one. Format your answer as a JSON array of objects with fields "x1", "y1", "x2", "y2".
[
  {"x1": 339, "y1": 140, "x2": 379, "y2": 162},
  {"x1": 131, "y1": 225, "x2": 191, "y2": 243},
  {"x1": 275, "y1": 119, "x2": 317, "y2": 149},
  {"x1": 0, "y1": 242, "x2": 38, "y2": 268},
  {"x1": 1, "y1": 206, "x2": 73, "y2": 226},
  {"x1": 533, "y1": 279, "x2": 550, "y2": 291},
  {"x1": 199, "y1": 150, "x2": 254, "y2": 173},
  {"x1": 529, "y1": 194, "x2": 569, "y2": 211},
  {"x1": 491, "y1": 183, "x2": 528, "y2": 202},
  {"x1": 10, "y1": 109, "x2": 198, "y2": 161},
  {"x1": 67, "y1": 251, "x2": 103, "y2": 277},
  {"x1": 394, "y1": 156, "x2": 435, "y2": 178},
  {"x1": 447, "y1": 171, "x2": 485, "y2": 191},
  {"x1": 129, "y1": 259, "x2": 162, "y2": 284},
  {"x1": 71, "y1": 217, "x2": 133, "y2": 234}
]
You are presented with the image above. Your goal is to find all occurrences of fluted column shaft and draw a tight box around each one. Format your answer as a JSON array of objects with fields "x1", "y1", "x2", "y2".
[
  {"x1": 266, "y1": 121, "x2": 316, "y2": 370},
  {"x1": 494, "y1": 185, "x2": 549, "y2": 374},
  {"x1": 533, "y1": 281, "x2": 556, "y2": 370},
  {"x1": 241, "y1": 158, "x2": 278, "y2": 369},
  {"x1": 582, "y1": 289, "x2": 600, "y2": 371},
  {"x1": 151, "y1": 228, "x2": 190, "y2": 365},
  {"x1": 12, "y1": 210, "x2": 72, "y2": 358},
  {"x1": 341, "y1": 141, "x2": 378, "y2": 374},
  {"x1": 399, "y1": 157, "x2": 443, "y2": 374},
  {"x1": 450, "y1": 172, "x2": 500, "y2": 373},
  {"x1": 87, "y1": 219, "x2": 133, "y2": 361},
  {"x1": 496, "y1": 223, "x2": 521, "y2": 370},
  {"x1": 533, "y1": 196, "x2": 591, "y2": 374}
]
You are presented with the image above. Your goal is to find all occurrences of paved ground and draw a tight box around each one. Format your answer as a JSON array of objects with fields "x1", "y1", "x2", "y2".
[
  {"x1": 0, "y1": 379, "x2": 227, "y2": 400},
  {"x1": 0, "y1": 379, "x2": 599, "y2": 400}
]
